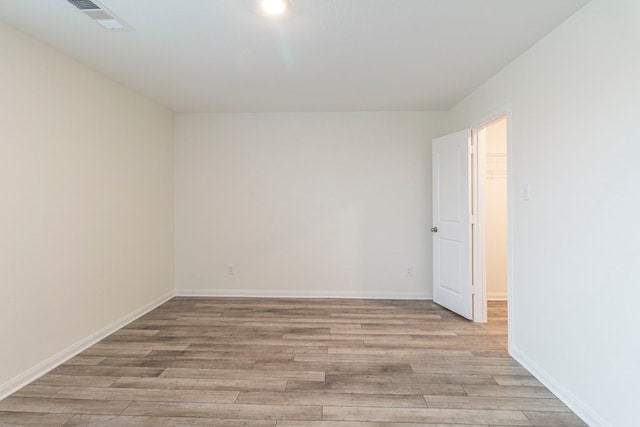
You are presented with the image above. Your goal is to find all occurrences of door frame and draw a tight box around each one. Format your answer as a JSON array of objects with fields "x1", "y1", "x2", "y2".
[{"x1": 470, "y1": 108, "x2": 512, "y2": 343}]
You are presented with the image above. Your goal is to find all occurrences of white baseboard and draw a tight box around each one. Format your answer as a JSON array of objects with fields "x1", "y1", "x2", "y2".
[
  {"x1": 488, "y1": 292, "x2": 508, "y2": 301},
  {"x1": 0, "y1": 290, "x2": 174, "y2": 401},
  {"x1": 510, "y1": 343, "x2": 609, "y2": 427},
  {"x1": 175, "y1": 288, "x2": 433, "y2": 300}
]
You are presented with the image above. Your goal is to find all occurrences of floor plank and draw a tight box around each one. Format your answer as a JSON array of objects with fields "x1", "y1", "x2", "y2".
[
  {"x1": 122, "y1": 401, "x2": 323, "y2": 420},
  {"x1": 64, "y1": 415, "x2": 276, "y2": 426},
  {"x1": 321, "y1": 406, "x2": 532, "y2": 425},
  {"x1": 236, "y1": 391, "x2": 428, "y2": 408},
  {"x1": 0, "y1": 412, "x2": 73, "y2": 426}
]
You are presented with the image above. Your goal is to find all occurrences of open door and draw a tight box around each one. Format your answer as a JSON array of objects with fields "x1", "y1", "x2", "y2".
[{"x1": 432, "y1": 129, "x2": 473, "y2": 319}]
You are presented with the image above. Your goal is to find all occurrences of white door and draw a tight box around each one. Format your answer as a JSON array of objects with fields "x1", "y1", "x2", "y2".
[{"x1": 432, "y1": 129, "x2": 473, "y2": 319}]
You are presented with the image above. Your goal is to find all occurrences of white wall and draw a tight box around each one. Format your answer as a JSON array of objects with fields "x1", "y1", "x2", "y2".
[
  {"x1": 0, "y1": 22, "x2": 174, "y2": 394},
  {"x1": 175, "y1": 112, "x2": 445, "y2": 298},
  {"x1": 446, "y1": 0, "x2": 640, "y2": 425},
  {"x1": 485, "y1": 118, "x2": 507, "y2": 300}
]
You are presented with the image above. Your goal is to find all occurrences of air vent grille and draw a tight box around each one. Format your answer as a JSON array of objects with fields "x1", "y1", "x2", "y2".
[
  {"x1": 84, "y1": 10, "x2": 115, "y2": 20},
  {"x1": 67, "y1": 0, "x2": 101, "y2": 10},
  {"x1": 65, "y1": 0, "x2": 133, "y2": 32}
]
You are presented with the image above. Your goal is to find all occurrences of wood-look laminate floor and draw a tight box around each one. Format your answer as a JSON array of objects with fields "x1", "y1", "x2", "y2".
[{"x1": 0, "y1": 298, "x2": 586, "y2": 426}]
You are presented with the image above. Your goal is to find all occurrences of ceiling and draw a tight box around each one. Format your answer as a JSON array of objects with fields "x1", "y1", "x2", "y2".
[{"x1": 0, "y1": 0, "x2": 590, "y2": 113}]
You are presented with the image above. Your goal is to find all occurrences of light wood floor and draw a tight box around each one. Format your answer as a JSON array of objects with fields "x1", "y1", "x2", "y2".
[{"x1": 0, "y1": 298, "x2": 586, "y2": 426}]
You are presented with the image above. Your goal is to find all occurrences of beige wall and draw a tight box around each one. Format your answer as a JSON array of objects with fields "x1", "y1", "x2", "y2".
[
  {"x1": 174, "y1": 112, "x2": 445, "y2": 298},
  {"x1": 445, "y1": 0, "x2": 640, "y2": 425},
  {"x1": 485, "y1": 118, "x2": 507, "y2": 300},
  {"x1": 0, "y1": 22, "x2": 174, "y2": 393}
]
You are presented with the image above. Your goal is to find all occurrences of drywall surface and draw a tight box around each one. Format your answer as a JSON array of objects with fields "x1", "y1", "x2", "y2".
[
  {"x1": 175, "y1": 112, "x2": 445, "y2": 298},
  {"x1": 446, "y1": 0, "x2": 640, "y2": 425},
  {"x1": 485, "y1": 119, "x2": 507, "y2": 300},
  {"x1": 0, "y1": 22, "x2": 174, "y2": 390}
]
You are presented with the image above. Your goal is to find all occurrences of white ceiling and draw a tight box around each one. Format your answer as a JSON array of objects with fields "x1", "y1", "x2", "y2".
[{"x1": 0, "y1": 0, "x2": 590, "y2": 113}]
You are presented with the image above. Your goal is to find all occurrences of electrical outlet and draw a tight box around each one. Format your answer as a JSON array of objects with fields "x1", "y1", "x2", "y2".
[
  {"x1": 406, "y1": 266, "x2": 413, "y2": 277},
  {"x1": 227, "y1": 265, "x2": 234, "y2": 275}
]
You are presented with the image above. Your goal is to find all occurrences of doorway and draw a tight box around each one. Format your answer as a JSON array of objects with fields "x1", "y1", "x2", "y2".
[
  {"x1": 431, "y1": 115, "x2": 510, "y2": 330},
  {"x1": 473, "y1": 115, "x2": 508, "y2": 326}
]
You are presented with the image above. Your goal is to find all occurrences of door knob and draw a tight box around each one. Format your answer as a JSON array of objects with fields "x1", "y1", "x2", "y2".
[{"x1": 431, "y1": 227, "x2": 438, "y2": 233}]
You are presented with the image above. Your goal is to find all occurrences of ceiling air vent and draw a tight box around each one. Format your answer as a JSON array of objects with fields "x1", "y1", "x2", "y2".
[
  {"x1": 67, "y1": 0, "x2": 101, "y2": 10},
  {"x1": 66, "y1": 0, "x2": 133, "y2": 31}
]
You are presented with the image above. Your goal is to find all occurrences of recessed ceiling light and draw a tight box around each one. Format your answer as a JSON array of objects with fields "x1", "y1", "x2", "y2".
[{"x1": 260, "y1": 0, "x2": 289, "y2": 16}]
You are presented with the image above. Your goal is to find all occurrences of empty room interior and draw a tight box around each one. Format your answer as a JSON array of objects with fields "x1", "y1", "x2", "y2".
[{"x1": 1, "y1": 0, "x2": 638, "y2": 426}]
